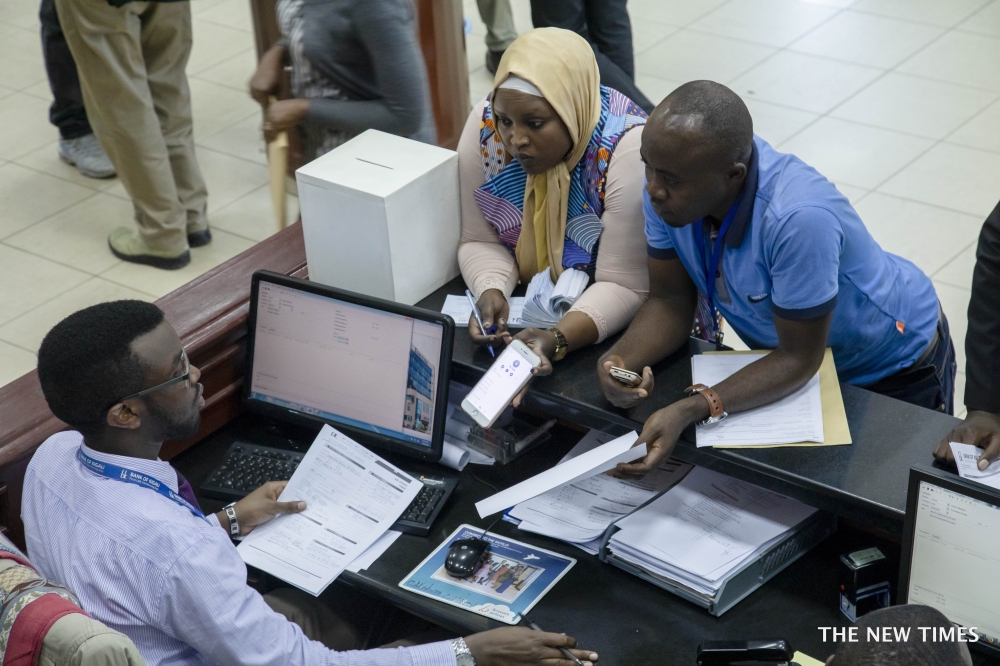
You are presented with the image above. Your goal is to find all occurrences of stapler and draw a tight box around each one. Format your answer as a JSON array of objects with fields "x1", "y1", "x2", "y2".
[{"x1": 696, "y1": 639, "x2": 798, "y2": 666}]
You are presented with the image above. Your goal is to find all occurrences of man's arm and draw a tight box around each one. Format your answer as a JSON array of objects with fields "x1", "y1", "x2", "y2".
[
  {"x1": 597, "y1": 256, "x2": 698, "y2": 408},
  {"x1": 614, "y1": 311, "x2": 831, "y2": 476},
  {"x1": 935, "y1": 200, "x2": 1000, "y2": 468}
]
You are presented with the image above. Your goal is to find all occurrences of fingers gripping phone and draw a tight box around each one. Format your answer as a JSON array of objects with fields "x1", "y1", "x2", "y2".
[
  {"x1": 462, "y1": 340, "x2": 541, "y2": 427},
  {"x1": 610, "y1": 366, "x2": 642, "y2": 387}
]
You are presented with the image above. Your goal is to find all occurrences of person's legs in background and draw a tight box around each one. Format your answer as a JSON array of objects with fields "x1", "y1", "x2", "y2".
[
  {"x1": 54, "y1": 0, "x2": 210, "y2": 270},
  {"x1": 528, "y1": 0, "x2": 653, "y2": 112},
  {"x1": 476, "y1": 0, "x2": 518, "y2": 75},
  {"x1": 142, "y1": 0, "x2": 210, "y2": 247},
  {"x1": 39, "y1": 0, "x2": 115, "y2": 179}
]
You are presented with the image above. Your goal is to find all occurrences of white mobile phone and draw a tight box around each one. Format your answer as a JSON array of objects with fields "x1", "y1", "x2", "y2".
[
  {"x1": 461, "y1": 340, "x2": 541, "y2": 428},
  {"x1": 610, "y1": 366, "x2": 642, "y2": 387}
]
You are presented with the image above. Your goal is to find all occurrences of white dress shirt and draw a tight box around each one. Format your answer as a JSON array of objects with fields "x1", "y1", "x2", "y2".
[{"x1": 22, "y1": 431, "x2": 456, "y2": 666}]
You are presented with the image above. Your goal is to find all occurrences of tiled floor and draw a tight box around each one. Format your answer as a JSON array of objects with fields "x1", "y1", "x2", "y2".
[{"x1": 0, "y1": 0, "x2": 997, "y2": 419}]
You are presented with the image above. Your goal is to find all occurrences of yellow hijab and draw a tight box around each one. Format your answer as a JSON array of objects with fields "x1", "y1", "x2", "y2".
[{"x1": 492, "y1": 28, "x2": 602, "y2": 283}]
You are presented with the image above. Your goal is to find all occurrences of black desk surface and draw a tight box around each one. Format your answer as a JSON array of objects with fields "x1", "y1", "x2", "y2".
[
  {"x1": 177, "y1": 414, "x2": 866, "y2": 665},
  {"x1": 416, "y1": 278, "x2": 960, "y2": 535}
]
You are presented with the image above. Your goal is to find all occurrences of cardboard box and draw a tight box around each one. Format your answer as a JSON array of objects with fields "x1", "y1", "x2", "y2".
[{"x1": 297, "y1": 130, "x2": 461, "y2": 305}]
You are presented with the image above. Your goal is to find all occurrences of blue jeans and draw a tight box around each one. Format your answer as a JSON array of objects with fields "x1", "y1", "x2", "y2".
[{"x1": 861, "y1": 309, "x2": 957, "y2": 414}]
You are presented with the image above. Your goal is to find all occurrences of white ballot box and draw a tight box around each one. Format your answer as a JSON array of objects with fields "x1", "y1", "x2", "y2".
[{"x1": 296, "y1": 129, "x2": 461, "y2": 305}]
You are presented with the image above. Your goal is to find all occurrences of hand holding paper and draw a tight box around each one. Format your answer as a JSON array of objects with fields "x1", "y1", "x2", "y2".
[
  {"x1": 475, "y1": 432, "x2": 645, "y2": 518},
  {"x1": 950, "y1": 442, "x2": 1000, "y2": 490}
]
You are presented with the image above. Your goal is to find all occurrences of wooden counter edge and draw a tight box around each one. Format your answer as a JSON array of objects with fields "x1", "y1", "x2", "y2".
[{"x1": 0, "y1": 223, "x2": 309, "y2": 547}]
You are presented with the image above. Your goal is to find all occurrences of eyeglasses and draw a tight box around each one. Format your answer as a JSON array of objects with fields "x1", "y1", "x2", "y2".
[{"x1": 118, "y1": 349, "x2": 192, "y2": 404}]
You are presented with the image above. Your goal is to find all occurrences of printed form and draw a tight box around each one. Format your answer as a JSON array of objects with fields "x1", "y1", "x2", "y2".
[
  {"x1": 238, "y1": 425, "x2": 421, "y2": 595},
  {"x1": 612, "y1": 466, "x2": 817, "y2": 579},
  {"x1": 949, "y1": 442, "x2": 1000, "y2": 490},
  {"x1": 692, "y1": 352, "x2": 824, "y2": 447},
  {"x1": 510, "y1": 430, "x2": 692, "y2": 550}
]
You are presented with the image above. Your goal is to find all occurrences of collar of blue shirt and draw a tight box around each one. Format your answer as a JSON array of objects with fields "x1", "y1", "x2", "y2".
[
  {"x1": 722, "y1": 141, "x2": 760, "y2": 249},
  {"x1": 78, "y1": 443, "x2": 179, "y2": 494}
]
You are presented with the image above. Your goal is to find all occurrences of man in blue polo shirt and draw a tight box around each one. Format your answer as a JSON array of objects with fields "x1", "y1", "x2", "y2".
[{"x1": 598, "y1": 80, "x2": 955, "y2": 477}]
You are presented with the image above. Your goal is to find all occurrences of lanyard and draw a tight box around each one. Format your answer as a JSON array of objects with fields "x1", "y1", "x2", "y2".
[
  {"x1": 694, "y1": 201, "x2": 740, "y2": 310},
  {"x1": 77, "y1": 447, "x2": 205, "y2": 519}
]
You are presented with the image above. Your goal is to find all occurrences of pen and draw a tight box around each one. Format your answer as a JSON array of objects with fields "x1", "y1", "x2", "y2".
[
  {"x1": 466, "y1": 289, "x2": 495, "y2": 357},
  {"x1": 527, "y1": 621, "x2": 585, "y2": 666}
]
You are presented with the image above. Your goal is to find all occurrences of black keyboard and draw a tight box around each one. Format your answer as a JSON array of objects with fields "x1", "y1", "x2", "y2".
[
  {"x1": 200, "y1": 442, "x2": 456, "y2": 536},
  {"x1": 201, "y1": 442, "x2": 303, "y2": 499}
]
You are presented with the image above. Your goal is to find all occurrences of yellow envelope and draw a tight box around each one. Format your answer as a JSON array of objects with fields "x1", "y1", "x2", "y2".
[
  {"x1": 793, "y1": 651, "x2": 826, "y2": 666},
  {"x1": 707, "y1": 348, "x2": 852, "y2": 449}
]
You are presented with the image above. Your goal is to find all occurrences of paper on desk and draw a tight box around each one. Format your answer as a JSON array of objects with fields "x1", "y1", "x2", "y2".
[
  {"x1": 693, "y1": 351, "x2": 823, "y2": 446},
  {"x1": 792, "y1": 652, "x2": 825, "y2": 666},
  {"x1": 694, "y1": 349, "x2": 851, "y2": 448},
  {"x1": 238, "y1": 425, "x2": 421, "y2": 595},
  {"x1": 510, "y1": 429, "x2": 693, "y2": 545},
  {"x1": 475, "y1": 432, "x2": 645, "y2": 518},
  {"x1": 441, "y1": 294, "x2": 526, "y2": 328},
  {"x1": 950, "y1": 442, "x2": 1000, "y2": 490},
  {"x1": 613, "y1": 466, "x2": 817, "y2": 578},
  {"x1": 346, "y1": 530, "x2": 402, "y2": 573}
]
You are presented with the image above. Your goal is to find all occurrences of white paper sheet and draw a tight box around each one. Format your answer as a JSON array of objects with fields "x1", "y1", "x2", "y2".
[
  {"x1": 441, "y1": 294, "x2": 525, "y2": 327},
  {"x1": 519, "y1": 268, "x2": 589, "y2": 328},
  {"x1": 238, "y1": 425, "x2": 421, "y2": 595},
  {"x1": 346, "y1": 530, "x2": 402, "y2": 573},
  {"x1": 691, "y1": 352, "x2": 824, "y2": 447},
  {"x1": 510, "y1": 430, "x2": 693, "y2": 544},
  {"x1": 475, "y1": 432, "x2": 645, "y2": 518},
  {"x1": 950, "y1": 442, "x2": 1000, "y2": 490},
  {"x1": 612, "y1": 466, "x2": 817, "y2": 579}
]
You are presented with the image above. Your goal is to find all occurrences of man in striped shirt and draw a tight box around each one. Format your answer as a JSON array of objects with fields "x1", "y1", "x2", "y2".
[{"x1": 23, "y1": 300, "x2": 596, "y2": 666}]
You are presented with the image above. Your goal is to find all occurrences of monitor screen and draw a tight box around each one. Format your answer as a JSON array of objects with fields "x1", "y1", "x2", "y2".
[
  {"x1": 246, "y1": 275, "x2": 450, "y2": 458},
  {"x1": 905, "y1": 478, "x2": 1000, "y2": 646}
]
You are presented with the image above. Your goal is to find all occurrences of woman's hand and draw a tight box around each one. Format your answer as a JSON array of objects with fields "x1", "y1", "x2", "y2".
[
  {"x1": 263, "y1": 99, "x2": 310, "y2": 142},
  {"x1": 509, "y1": 328, "x2": 556, "y2": 407},
  {"x1": 249, "y1": 45, "x2": 286, "y2": 107},
  {"x1": 469, "y1": 289, "x2": 510, "y2": 349}
]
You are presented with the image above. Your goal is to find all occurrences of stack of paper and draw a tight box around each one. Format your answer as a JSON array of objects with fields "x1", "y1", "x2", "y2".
[
  {"x1": 692, "y1": 352, "x2": 824, "y2": 447},
  {"x1": 519, "y1": 268, "x2": 589, "y2": 328},
  {"x1": 608, "y1": 467, "x2": 817, "y2": 600},
  {"x1": 441, "y1": 294, "x2": 526, "y2": 328},
  {"x1": 508, "y1": 430, "x2": 693, "y2": 554},
  {"x1": 238, "y1": 425, "x2": 422, "y2": 595}
]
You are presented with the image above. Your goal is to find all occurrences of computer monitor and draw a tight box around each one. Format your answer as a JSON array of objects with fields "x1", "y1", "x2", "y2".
[
  {"x1": 243, "y1": 270, "x2": 454, "y2": 462},
  {"x1": 899, "y1": 465, "x2": 1000, "y2": 657}
]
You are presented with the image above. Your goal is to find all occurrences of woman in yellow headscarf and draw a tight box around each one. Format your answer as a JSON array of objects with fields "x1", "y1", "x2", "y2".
[{"x1": 458, "y1": 28, "x2": 649, "y2": 373}]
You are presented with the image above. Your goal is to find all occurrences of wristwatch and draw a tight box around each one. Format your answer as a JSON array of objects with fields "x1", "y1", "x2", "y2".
[
  {"x1": 224, "y1": 502, "x2": 240, "y2": 537},
  {"x1": 685, "y1": 383, "x2": 727, "y2": 425},
  {"x1": 546, "y1": 327, "x2": 569, "y2": 362},
  {"x1": 450, "y1": 637, "x2": 476, "y2": 666}
]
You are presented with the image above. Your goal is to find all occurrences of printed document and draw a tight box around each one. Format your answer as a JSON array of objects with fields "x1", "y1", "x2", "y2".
[
  {"x1": 475, "y1": 432, "x2": 645, "y2": 518},
  {"x1": 510, "y1": 430, "x2": 693, "y2": 546},
  {"x1": 950, "y1": 442, "x2": 1000, "y2": 490},
  {"x1": 239, "y1": 425, "x2": 421, "y2": 594},
  {"x1": 611, "y1": 466, "x2": 817, "y2": 579},
  {"x1": 692, "y1": 352, "x2": 824, "y2": 447},
  {"x1": 441, "y1": 294, "x2": 525, "y2": 327}
]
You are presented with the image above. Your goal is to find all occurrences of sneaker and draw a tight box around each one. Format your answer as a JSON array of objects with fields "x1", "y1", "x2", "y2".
[
  {"x1": 108, "y1": 227, "x2": 190, "y2": 270},
  {"x1": 187, "y1": 227, "x2": 212, "y2": 248},
  {"x1": 58, "y1": 134, "x2": 116, "y2": 179},
  {"x1": 486, "y1": 50, "x2": 505, "y2": 75}
]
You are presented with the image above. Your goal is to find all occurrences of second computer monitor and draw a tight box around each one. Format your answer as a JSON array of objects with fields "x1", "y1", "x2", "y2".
[
  {"x1": 899, "y1": 465, "x2": 1000, "y2": 656},
  {"x1": 243, "y1": 270, "x2": 454, "y2": 462}
]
